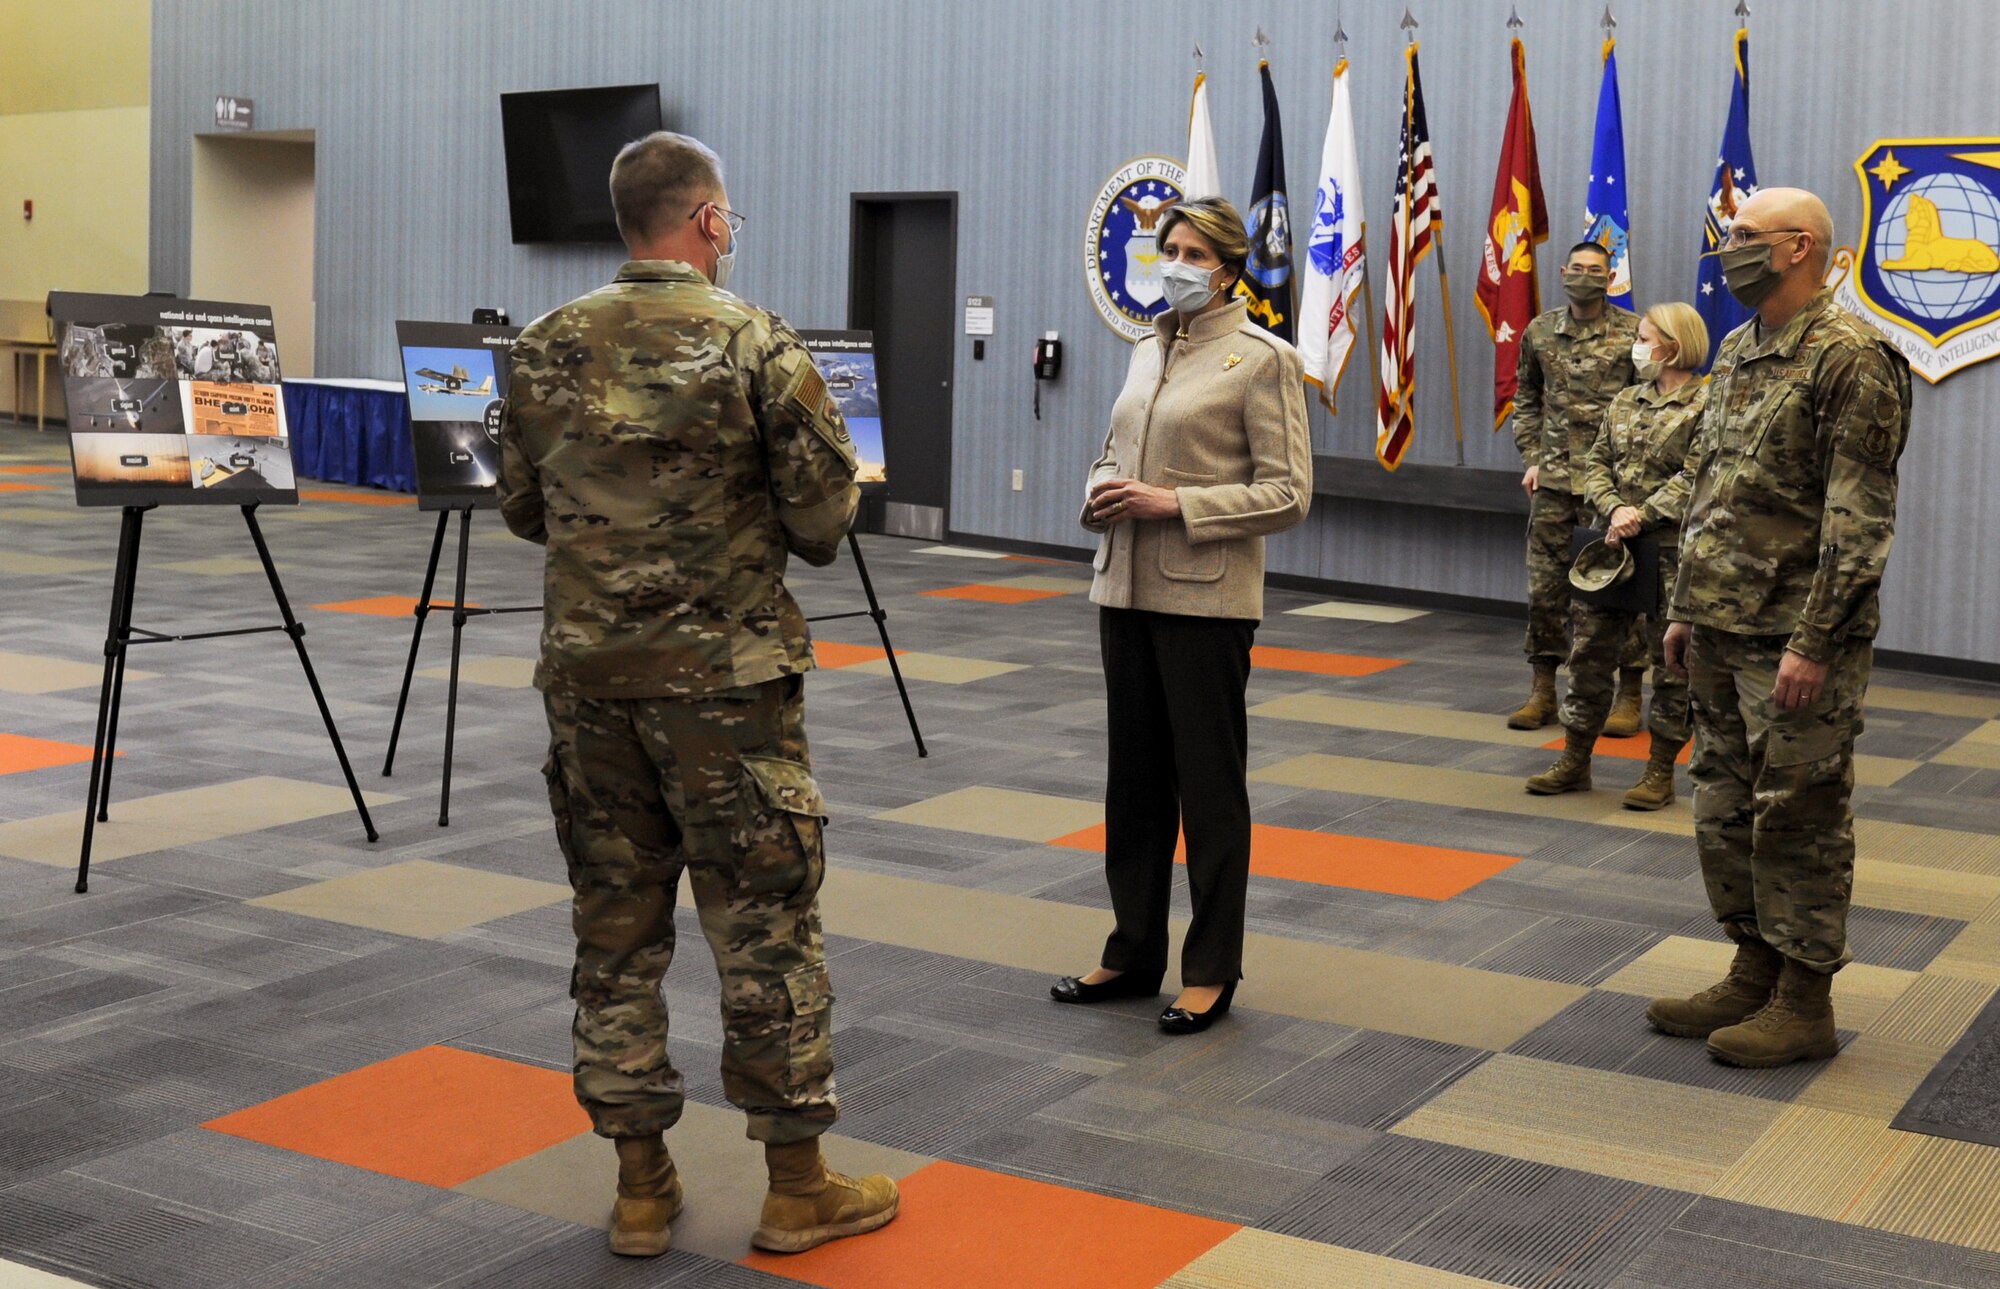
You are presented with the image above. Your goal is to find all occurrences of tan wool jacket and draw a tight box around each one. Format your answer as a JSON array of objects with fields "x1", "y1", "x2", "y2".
[{"x1": 1081, "y1": 301, "x2": 1312, "y2": 620}]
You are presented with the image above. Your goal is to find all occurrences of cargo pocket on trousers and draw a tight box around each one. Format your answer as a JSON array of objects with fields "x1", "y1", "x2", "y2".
[
  {"x1": 740, "y1": 755, "x2": 829, "y2": 904},
  {"x1": 542, "y1": 751, "x2": 582, "y2": 884},
  {"x1": 782, "y1": 961, "x2": 836, "y2": 1094},
  {"x1": 1766, "y1": 713, "x2": 1846, "y2": 769}
]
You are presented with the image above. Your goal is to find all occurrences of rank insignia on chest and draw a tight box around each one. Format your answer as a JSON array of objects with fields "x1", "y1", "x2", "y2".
[{"x1": 1224, "y1": 353, "x2": 1243, "y2": 370}]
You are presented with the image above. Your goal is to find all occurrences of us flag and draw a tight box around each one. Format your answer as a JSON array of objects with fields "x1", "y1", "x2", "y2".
[{"x1": 1375, "y1": 43, "x2": 1441, "y2": 472}]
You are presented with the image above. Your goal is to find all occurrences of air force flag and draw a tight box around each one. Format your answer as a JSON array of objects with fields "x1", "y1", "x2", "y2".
[{"x1": 1583, "y1": 37, "x2": 1634, "y2": 310}]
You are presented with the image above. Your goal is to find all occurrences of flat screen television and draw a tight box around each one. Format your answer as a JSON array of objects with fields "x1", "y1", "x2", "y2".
[{"x1": 500, "y1": 83, "x2": 663, "y2": 244}]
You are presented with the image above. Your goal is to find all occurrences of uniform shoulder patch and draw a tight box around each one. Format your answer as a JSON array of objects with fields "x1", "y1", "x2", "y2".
[{"x1": 786, "y1": 365, "x2": 829, "y2": 421}]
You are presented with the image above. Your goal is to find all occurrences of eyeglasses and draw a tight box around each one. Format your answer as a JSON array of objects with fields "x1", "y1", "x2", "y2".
[
  {"x1": 690, "y1": 203, "x2": 746, "y2": 235},
  {"x1": 1565, "y1": 265, "x2": 1610, "y2": 278},
  {"x1": 1721, "y1": 225, "x2": 1803, "y2": 249}
]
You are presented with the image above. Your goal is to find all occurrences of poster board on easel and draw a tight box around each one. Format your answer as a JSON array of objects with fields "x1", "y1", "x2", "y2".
[{"x1": 395, "y1": 320, "x2": 522, "y2": 510}]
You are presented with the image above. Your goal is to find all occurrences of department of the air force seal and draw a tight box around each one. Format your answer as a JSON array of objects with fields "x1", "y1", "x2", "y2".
[
  {"x1": 1829, "y1": 137, "x2": 2000, "y2": 383},
  {"x1": 1085, "y1": 156, "x2": 1188, "y2": 342}
]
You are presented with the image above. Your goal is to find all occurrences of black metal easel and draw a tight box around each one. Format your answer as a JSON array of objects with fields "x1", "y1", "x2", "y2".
[
  {"x1": 809, "y1": 529, "x2": 926, "y2": 757},
  {"x1": 380, "y1": 504, "x2": 538, "y2": 825},
  {"x1": 75, "y1": 503, "x2": 380, "y2": 893}
]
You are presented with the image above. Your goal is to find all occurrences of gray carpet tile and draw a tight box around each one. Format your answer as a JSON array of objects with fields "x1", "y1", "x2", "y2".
[
  {"x1": 1507, "y1": 989, "x2": 1848, "y2": 1102},
  {"x1": 1892, "y1": 983, "x2": 2000, "y2": 1148},
  {"x1": 1615, "y1": 1197, "x2": 2000, "y2": 1288},
  {"x1": 1243, "y1": 1031, "x2": 1493, "y2": 1129}
]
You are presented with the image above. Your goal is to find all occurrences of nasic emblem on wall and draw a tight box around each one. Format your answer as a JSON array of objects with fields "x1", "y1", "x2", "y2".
[{"x1": 1829, "y1": 138, "x2": 2000, "y2": 383}]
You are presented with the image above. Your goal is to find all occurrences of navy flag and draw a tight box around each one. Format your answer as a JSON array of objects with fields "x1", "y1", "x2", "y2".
[
  {"x1": 1237, "y1": 60, "x2": 1295, "y2": 342},
  {"x1": 1697, "y1": 27, "x2": 1759, "y2": 366}
]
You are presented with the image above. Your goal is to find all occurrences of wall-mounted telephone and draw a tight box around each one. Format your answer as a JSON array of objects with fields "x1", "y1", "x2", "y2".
[
  {"x1": 1032, "y1": 332, "x2": 1061, "y2": 421},
  {"x1": 1033, "y1": 335, "x2": 1063, "y2": 380}
]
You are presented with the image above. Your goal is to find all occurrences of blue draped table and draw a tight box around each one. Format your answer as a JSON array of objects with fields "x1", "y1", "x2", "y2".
[{"x1": 282, "y1": 377, "x2": 416, "y2": 493}]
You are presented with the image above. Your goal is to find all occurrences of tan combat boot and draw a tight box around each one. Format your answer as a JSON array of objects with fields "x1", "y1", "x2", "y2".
[
  {"x1": 609, "y1": 1134, "x2": 683, "y2": 1257},
  {"x1": 1525, "y1": 727, "x2": 1594, "y2": 795},
  {"x1": 1645, "y1": 928, "x2": 1782, "y2": 1038},
  {"x1": 1707, "y1": 958, "x2": 1840, "y2": 1068},
  {"x1": 1602, "y1": 668, "x2": 1645, "y2": 737},
  {"x1": 1621, "y1": 736, "x2": 1687, "y2": 811},
  {"x1": 1507, "y1": 663, "x2": 1560, "y2": 730},
  {"x1": 751, "y1": 1138, "x2": 900, "y2": 1254}
]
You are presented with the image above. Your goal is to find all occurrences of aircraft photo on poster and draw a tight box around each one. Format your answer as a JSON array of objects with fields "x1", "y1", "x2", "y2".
[
  {"x1": 48, "y1": 292, "x2": 298, "y2": 508},
  {"x1": 395, "y1": 320, "x2": 521, "y2": 510},
  {"x1": 798, "y1": 330, "x2": 886, "y2": 485}
]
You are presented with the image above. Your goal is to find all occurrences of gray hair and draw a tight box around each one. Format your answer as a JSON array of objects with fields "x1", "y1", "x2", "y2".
[{"x1": 609, "y1": 131, "x2": 724, "y2": 244}]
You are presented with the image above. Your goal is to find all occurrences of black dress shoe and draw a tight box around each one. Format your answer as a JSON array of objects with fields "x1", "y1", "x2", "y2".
[
  {"x1": 1050, "y1": 971, "x2": 1164, "y2": 1004},
  {"x1": 1159, "y1": 981, "x2": 1238, "y2": 1034}
]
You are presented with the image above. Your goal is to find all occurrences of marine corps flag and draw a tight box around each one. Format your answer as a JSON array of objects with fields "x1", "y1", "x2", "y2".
[
  {"x1": 1475, "y1": 37, "x2": 1548, "y2": 428},
  {"x1": 1583, "y1": 36, "x2": 1635, "y2": 309},
  {"x1": 1185, "y1": 70, "x2": 1221, "y2": 200},
  {"x1": 1298, "y1": 55, "x2": 1368, "y2": 411},
  {"x1": 1236, "y1": 59, "x2": 1295, "y2": 342},
  {"x1": 1375, "y1": 43, "x2": 1441, "y2": 472},
  {"x1": 1697, "y1": 27, "x2": 1759, "y2": 365}
]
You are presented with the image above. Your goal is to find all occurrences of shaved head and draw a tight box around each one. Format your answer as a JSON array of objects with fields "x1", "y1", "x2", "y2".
[{"x1": 1737, "y1": 187, "x2": 1834, "y2": 275}]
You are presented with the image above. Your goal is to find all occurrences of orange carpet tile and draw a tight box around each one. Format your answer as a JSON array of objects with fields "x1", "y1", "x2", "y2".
[
  {"x1": 0, "y1": 732, "x2": 108, "y2": 775},
  {"x1": 0, "y1": 464, "x2": 68, "y2": 475},
  {"x1": 296, "y1": 488, "x2": 417, "y2": 506},
  {"x1": 311, "y1": 595, "x2": 482, "y2": 617},
  {"x1": 0, "y1": 481, "x2": 52, "y2": 493},
  {"x1": 204, "y1": 1046, "x2": 590, "y2": 1188},
  {"x1": 1052, "y1": 821, "x2": 1518, "y2": 900},
  {"x1": 741, "y1": 1160, "x2": 1238, "y2": 1289},
  {"x1": 1541, "y1": 730, "x2": 1694, "y2": 765},
  {"x1": 814, "y1": 640, "x2": 904, "y2": 668},
  {"x1": 1250, "y1": 645, "x2": 1407, "y2": 678},
  {"x1": 921, "y1": 584, "x2": 1068, "y2": 604}
]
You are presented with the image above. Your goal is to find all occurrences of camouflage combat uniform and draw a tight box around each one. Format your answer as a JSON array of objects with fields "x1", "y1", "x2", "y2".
[
  {"x1": 500, "y1": 259, "x2": 860, "y2": 1143},
  {"x1": 1561, "y1": 378, "x2": 1709, "y2": 742},
  {"x1": 1668, "y1": 288, "x2": 1910, "y2": 972},
  {"x1": 1512, "y1": 305, "x2": 1642, "y2": 664}
]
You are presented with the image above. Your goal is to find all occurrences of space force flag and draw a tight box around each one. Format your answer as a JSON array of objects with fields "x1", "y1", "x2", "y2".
[
  {"x1": 1697, "y1": 28, "x2": 1759, "y2": 365},
  {"x1": 1237, "y1": 60, "x2": 1295, "y2": 342},
  {"x1": 1185, "y1": 72, "x2": 1221, "y2": 201},
  {"x1": 1298, "y1": 56, "x2": 1367, "y2": 411},
  {"x1": 1583, "y1": 37, "x2": 1635, "y2": 309},
  {"x1": 1475, "y1": 37, "x2": 1548, "y2": 428}
]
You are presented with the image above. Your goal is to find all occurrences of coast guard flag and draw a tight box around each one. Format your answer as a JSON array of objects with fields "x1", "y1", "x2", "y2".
[
  {"x1": 1298, "y1": 56, "x2": 1367, "y2": 411},
  {"x1": 1236, "y1": 60, "x2": 1295, "y2": 341},
  {"x1": 1475, "y1": 36, "x2": 1548, "y2": 428},
  {"x1": 1697, "y1": 27, "x2": 1759, "y2": 365},
  {"x1": 1375, "y1": 43, "x2": 1441, "y2": 472},
  {"x1": 1185, "y1": 72, "x2": 1221, "y2": 200},
  {"x1": 1582, "y1": 37, "x2": 1634, "y2": 309}
]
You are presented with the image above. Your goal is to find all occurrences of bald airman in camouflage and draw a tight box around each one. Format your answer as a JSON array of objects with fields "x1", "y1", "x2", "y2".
[
  {"x1": 1650, "y1": 188, "x2": 1911, "y2": 1069},
  {"x1": 1511, "y1": 241, "x2": 1644, "y2": 732},
  {"x1": 500, "y1": 131, "x2": 897, "y2": 1258}
]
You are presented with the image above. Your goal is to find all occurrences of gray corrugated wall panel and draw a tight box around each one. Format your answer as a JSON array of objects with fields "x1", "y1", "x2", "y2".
[{"x1": 150, "y1": 0, "x2": 1999, "y2": 663}]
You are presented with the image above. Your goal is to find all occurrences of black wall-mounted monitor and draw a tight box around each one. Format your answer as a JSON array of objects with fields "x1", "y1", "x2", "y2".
[{"x1": 500, "y1": 83, "x2": 663, "y2": 244}]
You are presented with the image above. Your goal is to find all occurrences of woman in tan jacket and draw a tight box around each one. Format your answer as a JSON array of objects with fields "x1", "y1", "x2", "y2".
[{"x1": 1050, "y1": 197, "x2": 1312, "y2": 1034}]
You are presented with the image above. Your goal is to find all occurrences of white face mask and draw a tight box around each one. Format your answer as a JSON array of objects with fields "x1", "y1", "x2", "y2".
[
  {"x1": 1159, "y1": 259, "x2": 1221, "y2": 315},
  {"x1": 702, "y1": 208, "x2": 737, "y2": 289},
  {"x1": 1632, "y1": 340, "x2": 1664, "y2": 382}
]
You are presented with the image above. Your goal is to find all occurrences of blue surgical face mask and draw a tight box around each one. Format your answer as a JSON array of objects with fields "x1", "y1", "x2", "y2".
[{"x1": 1159, "y1": 259, "x2": 1220, "y2": 315}]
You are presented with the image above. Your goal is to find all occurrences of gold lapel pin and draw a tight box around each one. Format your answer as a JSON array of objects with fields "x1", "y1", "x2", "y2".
[{"x1": 1224, "y1": 352, "x2": 1243, "y2": 370}]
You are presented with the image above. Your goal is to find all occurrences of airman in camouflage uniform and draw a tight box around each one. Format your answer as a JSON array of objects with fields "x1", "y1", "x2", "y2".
[
  {"x1": 1527, "y1": 302, "x2": 1711, "y2": 809},
  {"x1": 1510, "y1": 242, "x2": 1643, "y2": 731},
  {"x1": 500, "y1": 131, "x2": 895, "y2": 1258},
  {"x1": 1649, "y1": 188, "x2": 1911, "y2": 1069}
]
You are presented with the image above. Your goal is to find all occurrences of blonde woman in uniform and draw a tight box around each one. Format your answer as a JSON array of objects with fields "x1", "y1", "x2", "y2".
[{"x1": 1527, "y1": 302, "x2": 1709, "y2": 809}]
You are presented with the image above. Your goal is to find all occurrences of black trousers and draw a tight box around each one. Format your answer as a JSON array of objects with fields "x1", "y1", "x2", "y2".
[{"x1": 1097, "y1": 607, "x2": 1255, "y2": 986}]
